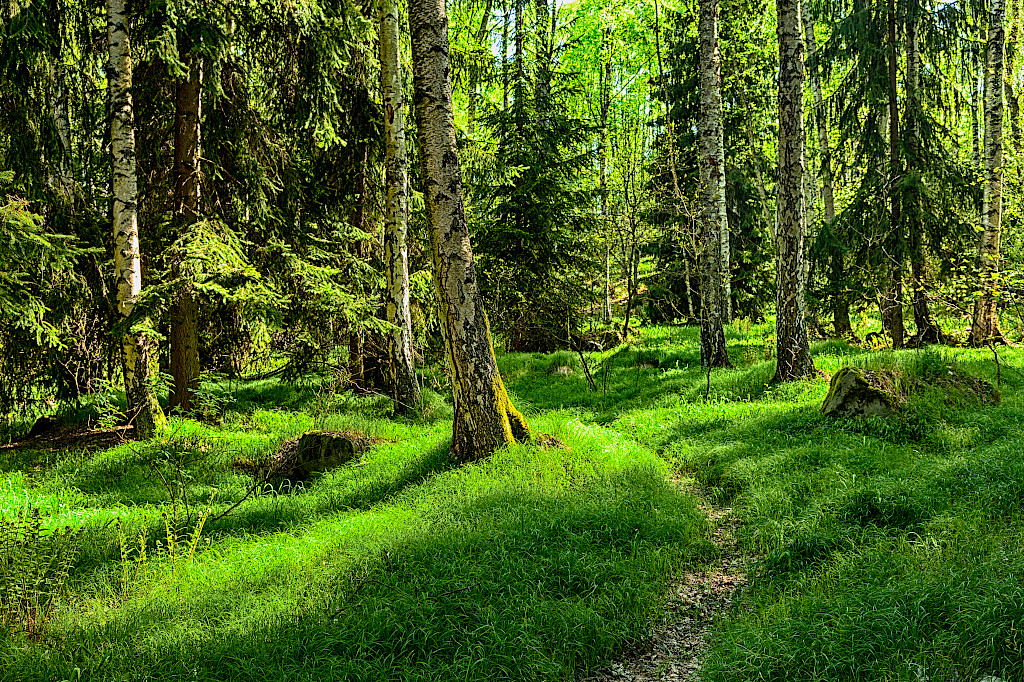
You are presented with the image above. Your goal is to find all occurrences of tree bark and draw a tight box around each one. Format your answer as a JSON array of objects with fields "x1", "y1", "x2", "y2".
[
  {"x1": 774, "y1": 0, "x2": 815, "y2": 381},
  {"x1": 904, "y1": 4, "x2": 943, "y2": 345},
  {"x1": 409, "y1": 0, "x2": 529, "y2": 460},
  {"x1": 467, "y1": 0, "x2": 493, "y2": 134},
  {"x1": 169, "y1": 55, "x2": 202, "y2": 413},
  {"x1": 48, "y1": 0, "x2": 73, "y2": 191},
  {"x1": 801, "y1": 3, "x2": 834, "y2": 224},
  {"x1": 600, "y1": 27, "x2": 612, "y2": 323},
  {"x1": 1006, "y1": 0, "x2": 1022, "y2": 156},
  {"x1": 698, "y1": 0, "x2": 731, "y2": 367},
  {"x1": 108, "y1": 0, "x2": 164, "y2": 437},
  {"x1": 882, "y1": 0, "x2": 905, "y2": 349},
  {"x1": 381, "y1": 0, "x2": 421, "y2": 414},
  {"x1": 971, "y1": 0, "x2": 1006, "y2": 345}
]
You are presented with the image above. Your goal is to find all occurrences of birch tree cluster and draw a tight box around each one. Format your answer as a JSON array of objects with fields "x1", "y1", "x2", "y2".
[{"x1": 1, "y1": 0, "x2": 1022, "y2": 434}]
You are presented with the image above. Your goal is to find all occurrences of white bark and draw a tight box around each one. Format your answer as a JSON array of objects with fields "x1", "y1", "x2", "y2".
[
  {"x1": 108, "y1": 0, "x2": 161, "y2": 437},
  {"x1": 774, "y1": 0, "x2": 814, "y2": 380},
  {"x1": 410, "y1": 0, "x2": 529, "y2": 459},
  {"x1": 697, "y1": 0, "x2": 731, "y2": 366},
  {"x1": 381, "y1": 0, "x2": 420, "y2": 412},
  {"x1": 972, "y1": 0, "x2": 1006, "y2": 343}
]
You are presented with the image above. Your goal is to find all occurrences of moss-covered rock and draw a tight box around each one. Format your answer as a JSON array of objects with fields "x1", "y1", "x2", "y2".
[
  {"x1": 821, "y1": 366, "x2": 897, "y2": 418},
  {"x1": 234, "y1": 430, "x2": 385, "y2": 483}
]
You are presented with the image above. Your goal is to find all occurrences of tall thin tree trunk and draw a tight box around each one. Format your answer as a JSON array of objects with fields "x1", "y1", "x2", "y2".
[
  {"x1": 410, "y1": 0, "x2": 529, "y2": 460},
  {"x1": 599, "y1": 27, "x2": 612, "y2": 323},
  {"x1": 108, "y1": 0, "x2": 163, "y2": 437},
  {"x1": 905, "y1": 3, "x2": 943, "y2": 345},
  {"x1": 801, "y1": 3, "x2": 835, "y2": 223},
  {"x1": 739, "y1": 88, "x2": 773, "y2": 237},
  {"x1": 1006, "y1": 0, "x2": 1022, "y2": 155},
  {"x1": 774, "y1": 0, "x2": 815, "y2": 381},
  {"x1": 972, "y1": 0, "x2": 1006, "y2": 344},
  {"x1": 501, "y1": 0, "x2": 509, "y2": 111},
  {"x1": 972, "y1": 50, "x2": 982, "y2": 170},
  {"x1": 467, "y1": 0, "x2": 493, "y2": 134},
  {"x1": 169, "y1": 54, "x2": 202, "y2": 413},
  {"x1": 882, "y1": 0, "x2": 905, "y2": 348},
  {"x1": 49, "y1": 0, "x2": 73, "y2": 190},
  {"x1": 381, "y1": 0, "x2": 420, "y2": 414},
  {"x1": 697, "y1": 0, "x2": 731, "y2": 367}
]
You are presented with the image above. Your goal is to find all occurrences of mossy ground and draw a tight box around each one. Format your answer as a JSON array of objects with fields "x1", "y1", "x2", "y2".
[{"x1": 1, "y1": 320, "x2": 1023, "y2": 681}]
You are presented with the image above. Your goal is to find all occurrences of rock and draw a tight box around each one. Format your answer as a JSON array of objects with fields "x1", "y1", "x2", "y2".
[
  {"x1": 234, "y1": 430, "x2": 384, "y2": 483},
  {"x1": 27, "y1": 416, "x2": 58, "y2": 438},
  {"x1": 978, "y1": 677, "x2": 1004, "y2": 682},
  {"x1": 550, "y1": 365, "x2": 574, "y2": 376},
  {"x1": 821, "y1": 366, "x2": 897, "y2": 418}
]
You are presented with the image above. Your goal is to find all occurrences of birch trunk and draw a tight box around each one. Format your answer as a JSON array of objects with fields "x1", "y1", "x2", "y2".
[
  {"x1": 169, "y1": 55, "x2": 202, "y2": 413},
  {"x1": 108, "y1": 0, "x2": 163, "y2": 437},
  {"x1": 774, "y1": 0, "x2": 815, "y2": 381},
  {"x1": 698, "y1": 0, "x2": 731, "y2": 367},
  {"x1": 972, "y1": 52, "x2": 981, "y2": 170},
  {"x1": 905, "y1": 5, "x2": 943, "y2": 345},
  {"x1": 600, "y1": 28, "x2": 612, "y2": 323},
  {"x1": 971, "y1": 0, "x2": 1006, "y2": 345},
  {"x1": 410, "y1": 0, "x2": 530, "y2": 460},
  {"x1": 381, "y1": 0, "x2": 421, "y2": 414},
  {"x1": 1006, "y1": 0, "x2": 1022, "y2": 155}
]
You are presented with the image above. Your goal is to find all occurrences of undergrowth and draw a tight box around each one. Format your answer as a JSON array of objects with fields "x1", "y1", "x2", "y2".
[{"x1": 1, "y1": 322, "x2": 1022, "y2": 681}]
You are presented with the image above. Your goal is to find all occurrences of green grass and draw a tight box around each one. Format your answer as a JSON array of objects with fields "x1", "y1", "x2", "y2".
[{"x1": 2, "y1": 322, "x2": 1023, "y2": 681}]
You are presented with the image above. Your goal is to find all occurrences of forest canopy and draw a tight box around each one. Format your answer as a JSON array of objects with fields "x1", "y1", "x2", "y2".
[{"x1": 0, "y1": 0, "x2": 1020, "y2": 436}]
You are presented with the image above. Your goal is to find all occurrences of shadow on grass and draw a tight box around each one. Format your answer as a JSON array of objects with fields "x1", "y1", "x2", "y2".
[{"x1": 7, "y1": 466, "x2": 712, "y2": 682}]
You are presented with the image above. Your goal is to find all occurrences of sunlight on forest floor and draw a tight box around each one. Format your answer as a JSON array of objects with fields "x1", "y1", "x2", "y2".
[{"x1": 2, "y1": 322, "x2": 1023, "y2": 681}]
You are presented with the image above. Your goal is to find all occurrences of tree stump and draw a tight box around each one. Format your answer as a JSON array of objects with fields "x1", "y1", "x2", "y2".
[{"x1": 821, "y1": 367, "x2": 897, "y2": 418}]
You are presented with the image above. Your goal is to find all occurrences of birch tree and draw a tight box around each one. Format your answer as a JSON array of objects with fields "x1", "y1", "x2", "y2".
[
  {"x1": 774, "y1": 0, "x2": 815, "y2": 381},
  {"x1": 971, "y1": 0, "x2": 1006, "y2": 345},
  {"x1": 698, "y1": 0, "x2": 731, "y2": 367},
  {"x1": 381, "y1": 0, "x2": 421, "y2": 414},
  {"x1": 409, "y1": 0, "x2": 530, "y2": 460},
  {"x1": 904, "y1": 0, "x2": 943, "y2": 345},
  {"x1": 108, "y1": 0, "x2": 164, "y2": 437}
]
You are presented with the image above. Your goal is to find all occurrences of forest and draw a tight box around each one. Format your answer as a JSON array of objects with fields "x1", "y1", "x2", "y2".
[{"x1": 1, "y1": 0, "x2": 1023, "y2": 678}]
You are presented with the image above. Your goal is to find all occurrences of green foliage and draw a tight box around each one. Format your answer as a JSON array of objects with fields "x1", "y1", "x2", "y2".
[
  {"x1": 0, "y1": 507, "x2": 80, "y2": 642},
  {"x1": 0, "y1": 325, "x2": 1022, "y2": 680}
]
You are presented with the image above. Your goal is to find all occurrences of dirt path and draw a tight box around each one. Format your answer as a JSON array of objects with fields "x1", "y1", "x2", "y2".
[{"x1": 579, "y1": 490, "x2": 746, "y2": 682}]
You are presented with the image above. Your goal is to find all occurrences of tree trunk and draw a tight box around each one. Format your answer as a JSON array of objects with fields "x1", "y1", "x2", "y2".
[
  {"x1": 882, "y1": 0, "x2": 905, "y2": 349},
  {"x1": 774, "y1": 0, "x2": 815, "y2": 381},
  {"x1": 739, "y1": 88, "x2": 773, "y2": 238},
  {"x1": 169, "y1": 55, "x2": 202, "y2": 413},
  {"x1": 108, "y1": 0, "x2": 164, "y2": 437},
  {"x1": 49, "y1": 0, "x2": 73, "y2": 191},
  {"x1": 501, "y1": 0, "x2": 510, "y2": 111},
  {"x1": 381, "y1": 0, "x2": 421, "y2": 414},
  {"x1": 467, "y1": 0, "x2": 493, "y2": 134},
  {"x1": 904, "y1": 4, "x2": 943, "y2": 345},
  {"x1": 409, "y1": 0, "x2": 529, "y2": 460},
  {"x1": 1006, "y1": 0, "x2": 1022, "y2": 155},
  {"x1": 801, "y1": 3, "x2": 835, "y2": 224},
  {"x1": 972, "y1": 0, "x2": 1006, "y2": 345},
  {"x1": 697, "y1": 0, "x2": 731, "y2": 367},
  {"x1": 974, "y1": 42, "x2": 983, "y2": 170}
]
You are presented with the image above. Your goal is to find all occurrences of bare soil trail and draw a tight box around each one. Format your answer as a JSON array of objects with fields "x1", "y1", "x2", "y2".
[{"x1": 580, "y1": 486, "x2": 746, "y2": 682}]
